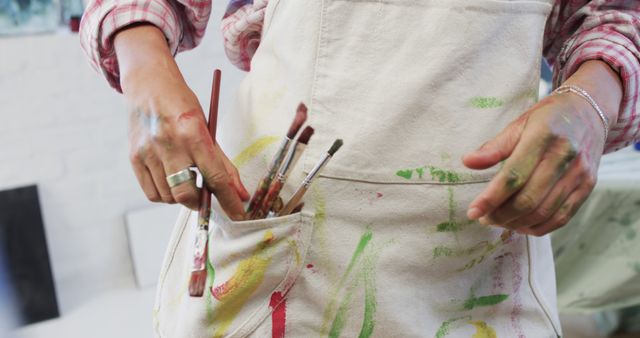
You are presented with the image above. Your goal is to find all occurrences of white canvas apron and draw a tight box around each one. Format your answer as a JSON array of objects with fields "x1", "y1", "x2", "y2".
[{"x1": 153, "y1": 0, "x2": 563, "y2": 337}]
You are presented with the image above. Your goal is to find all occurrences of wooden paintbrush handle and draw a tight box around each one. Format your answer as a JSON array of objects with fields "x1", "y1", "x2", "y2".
[{"x1": 279, "y1": 185, "x2": 308, "y2": 216}]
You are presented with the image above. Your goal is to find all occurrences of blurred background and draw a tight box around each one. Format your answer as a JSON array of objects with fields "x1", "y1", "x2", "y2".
[{"x1": 0, "y1": 0, "x2": 639, "y2": 337}]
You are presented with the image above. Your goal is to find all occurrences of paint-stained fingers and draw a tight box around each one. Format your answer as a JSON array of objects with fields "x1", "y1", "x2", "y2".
[
  {"x1": 145, "y1": 155, "x2": 176, "y2": 204},
  {"x1": 468, "y1": 126, "x2": 552, "y2": 222},
  {"x1": 216, "y1": 144, "x2": 250, "y2": 201},
  {"x1": 483, "y1": 139, "x2": 578, "y2": 225},
  {"x1": 131, "y1": 160, "x2": 162, "y2": 202},
  {"x1": 462, "y1": 115, "x2": 528, "y2": 170},
  {"x1": 191, "y1": 142, "x2": 246, "y2": 221},
  {"x1": 501, "y1": 157, "x2": 584, "y2": 230},
  {"x1": 518, "y1": 184, "x2": 591, "y2": 237}
]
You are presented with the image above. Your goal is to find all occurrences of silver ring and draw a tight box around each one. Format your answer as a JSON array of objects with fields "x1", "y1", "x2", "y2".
[{"x1": 166, "y1": 168, "x2": 196, "y2": 188}]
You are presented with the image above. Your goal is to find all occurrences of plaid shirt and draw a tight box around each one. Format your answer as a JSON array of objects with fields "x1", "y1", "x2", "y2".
[{"x1": 79, "y1": 0, "x2": 640, "y2": 152}]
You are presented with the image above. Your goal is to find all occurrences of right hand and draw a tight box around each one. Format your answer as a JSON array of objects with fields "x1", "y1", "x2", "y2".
[{"x1": 114, "y1": 24, "x2": 249, "y2": 220}]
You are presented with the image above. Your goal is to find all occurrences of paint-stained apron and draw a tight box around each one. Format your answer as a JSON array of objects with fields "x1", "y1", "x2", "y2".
[{"x1": 153, "y1": 0, "x2": 563, "y2": 337}]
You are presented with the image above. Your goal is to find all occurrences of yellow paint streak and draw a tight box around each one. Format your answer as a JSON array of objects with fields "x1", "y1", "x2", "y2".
[
  {"x1": 212, "y1": 231, "x2": 275, "y2": 338},
  {"x1": 288, "y1": 239, "x2": 301, "y2": 266},
  {"x1": 232, "y1": 136, "x2": 280, "y2": 168},
  {"x1": 312, "y1": 184, "x2": 339, "y2": 281},
  {"x1": 470, "y1": 320, "x2": 497, "y2": 338}
]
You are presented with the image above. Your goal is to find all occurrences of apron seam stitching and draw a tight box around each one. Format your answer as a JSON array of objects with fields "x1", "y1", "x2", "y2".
[
  {"x1": 526, "y1": 235, "x2": 562, "y2": 336},
  {"x1": 304, "y1": 0, "x2": 329, "y2": 177},
  {"x1": 317, "y1": 173, "x2": 492, "y2": 185}
]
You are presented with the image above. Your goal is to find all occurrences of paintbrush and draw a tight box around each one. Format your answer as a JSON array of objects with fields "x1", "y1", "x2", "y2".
[
  {"x1": 246, "y1": 103, "x2": 308, "y2": 219},
  {"x1": 257, "y1": 126, "x2": 314, "y2": 218},
  {"x1": 189, "y1": 69, "x2": 221, "y2": 297},
  {"x1": 278, "y1": 139, "x2": 343, "y2": 216}
]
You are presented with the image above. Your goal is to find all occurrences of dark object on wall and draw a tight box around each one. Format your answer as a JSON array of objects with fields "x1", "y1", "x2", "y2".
[{"x1": 0, "y1": 185, "x2": 59, "y2": 325}]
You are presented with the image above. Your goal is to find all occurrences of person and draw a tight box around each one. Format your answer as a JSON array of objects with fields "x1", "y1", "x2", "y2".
[{"x1": 80, "y1": 0, "x2": 640, "y2": 336}]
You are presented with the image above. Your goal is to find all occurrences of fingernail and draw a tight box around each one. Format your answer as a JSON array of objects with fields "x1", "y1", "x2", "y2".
[
  {"x1": 467, "y1": 207, "x2": 483, "y2": 220},
  {"x1": 478, "y1": 216, "x2": 491, "y2": 226}
]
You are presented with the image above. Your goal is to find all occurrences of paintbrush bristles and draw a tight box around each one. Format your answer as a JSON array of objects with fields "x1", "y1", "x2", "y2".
[
  {"x1": 298, "y1": 126, "x2": 314, "y2": 145},
  {"x1": 188, "y1": 270, "x2": 207, "y2": 297},
  {"x1": 287, "y1": 103, "x2": 308, "y2": 139},
  {"x1": 328, "y1": 139, "x2": 343, "y2": 156}
]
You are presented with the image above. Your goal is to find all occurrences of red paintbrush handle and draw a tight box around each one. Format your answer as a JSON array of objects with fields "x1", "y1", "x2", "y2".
[
  {"x1": 208, "y1": 69, "x2": 221, "y2": 141},
  {"x1": 197, "y1": 68, "x2": 219, "y2": 226}
]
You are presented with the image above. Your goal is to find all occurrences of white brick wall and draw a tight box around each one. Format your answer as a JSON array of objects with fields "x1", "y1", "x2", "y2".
[{"x1": 0, "y1": 2, "x2": 245, "y2": 314}]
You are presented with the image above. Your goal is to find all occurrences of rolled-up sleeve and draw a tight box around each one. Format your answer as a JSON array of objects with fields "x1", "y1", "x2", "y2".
[
  {"x1": 221, "y1": 0, "x2": 267, "y2": 71},
  {"x1": 79, "y1": 0, "x2": 211, "y2": 91},
  {"x1": 543, "y1": 0, "x2": 640, "y2": 153}
]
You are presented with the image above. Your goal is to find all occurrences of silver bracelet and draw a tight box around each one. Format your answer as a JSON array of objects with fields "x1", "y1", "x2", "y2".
[{"x1": 553, "y1": 85, "x2": 610, "y2": 143}]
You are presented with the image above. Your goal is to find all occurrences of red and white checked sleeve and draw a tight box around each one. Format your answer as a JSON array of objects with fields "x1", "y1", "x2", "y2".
[
  {"x1": 220, "y1": 0, "x2": 267, "y2": 71},
  {"x1": 79, "y1": 0, "x2": 212, "y2": 92},
  {"x1": 544, "y1": 0, "x2": 640, "y2": 153}
]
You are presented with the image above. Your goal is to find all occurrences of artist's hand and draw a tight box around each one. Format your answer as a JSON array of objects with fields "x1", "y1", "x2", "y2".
[
  {"x1": 114, "y1": 24, "x2": 249, "y2": 220},
  {"x1": 463, "y1": 61, "x2": 622, "y2": 236}
]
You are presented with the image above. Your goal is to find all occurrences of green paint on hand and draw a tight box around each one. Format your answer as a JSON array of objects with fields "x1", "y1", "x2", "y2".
[
  {"x1": 470, "y1": 97, "x2": 504, "y2": 109},
  {"x1": 429, "y1": 166, "x2": 461, "y2": 183},
  {"x1": 396, "y1": 169, "x2": 413, "y2": 180},
  {"x1": 462, "y1": 294, "x2": 509, "y2": 310},
  {"x1": 506, "y1": 168, "x2": 524, "y2": 190}
]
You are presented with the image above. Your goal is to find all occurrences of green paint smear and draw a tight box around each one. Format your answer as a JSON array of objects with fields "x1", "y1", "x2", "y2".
[
  {"x1": 328, "y1": 236, "x2": 378, "y2": 338},
  {"x1": 329, "y1": 284, "x2": 356, "y2": 338},
  {"x1": 321, "y1": 230, "x2": 373, "y2": 335},
  {"x1": 447, "y1": 187, "x2": 456, "y2": 220},
  {"x1": 457, "y1": 231, "x2": 512, "y2": 272},
  {"x1": 470, "y1": 97, "x2": 504, "y2": 109},
  {"x1": 435, "y1": 317, "x2": 467, "y2": 338},
  {"x1": 463, "y1": 294, "x2": 509, "y2": 310},
  {"x1": 396, "y1": 169, "x2": 413, "y2": 180},
  {"x1": 433, "y1": 246, "x2": 455, "y2": 258},
  {"x1": 436, "y1": 221, "x2": 462, "y2": 232},
  {"x1": 359, "y1": 254, "x2": 377, "y2": 338},
  {"x1": 429, "y1": 166, "x2": 461, "y2": 183},
  {"x1": 205, "y1": 245, "x2": 217, "y2": 319}
]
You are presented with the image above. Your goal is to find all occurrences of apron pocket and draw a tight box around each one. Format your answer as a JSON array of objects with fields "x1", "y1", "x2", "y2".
[
  {"x1": 154, "y1": 209, "x2": 315, "y2": 338},
  {"x1": 207, "y1": 210, "x2": 315, "y2": 338},
  {"x1": 303, "y1": 0, "x2": 552, "y2": 184}
]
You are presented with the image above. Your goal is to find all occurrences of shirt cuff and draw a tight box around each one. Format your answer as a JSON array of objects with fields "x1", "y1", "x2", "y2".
[
  {"x1": 80, "y1": 0, "x2": 183, "y2": 92},
  {"x1": 553, "y1": 29, "x2": 640, "y2": 153}
]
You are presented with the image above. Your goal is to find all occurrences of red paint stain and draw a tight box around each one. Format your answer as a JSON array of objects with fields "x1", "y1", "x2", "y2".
[
  {"x1": 306, "y1": 264, "x2": 314, "y2": 269},
  {"x1": 270, "y1": 291, "x2": 287, "y2": 338},
  {"x1": 211, "y1": 280, "x2": 236, "y2": 301},
  {"x1": 376, "y1": 192, "x2": 383, "y2": 198},
  {"x1": 177, "y1": 110, "x2": 200, "y2": 121}
]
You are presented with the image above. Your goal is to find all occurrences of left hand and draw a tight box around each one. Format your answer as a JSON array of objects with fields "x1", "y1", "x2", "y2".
[
  {"x1": 462, "y1": 61, "x2": 622, "y2": 236},
  {"x1": 463, "y1": 93, "x2": 602, "y2": 236}
]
